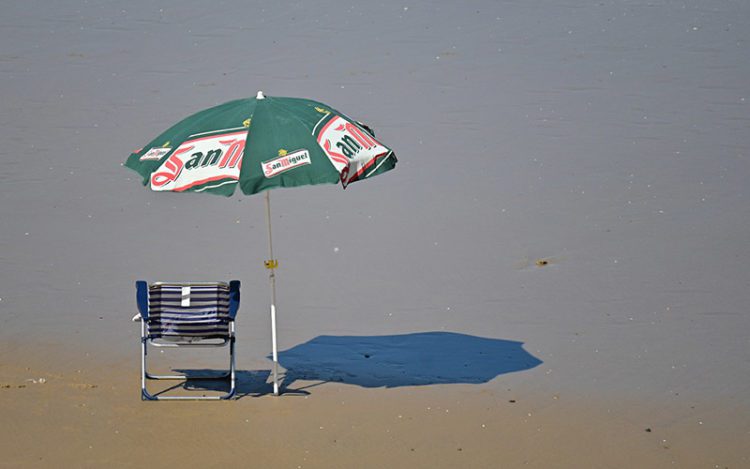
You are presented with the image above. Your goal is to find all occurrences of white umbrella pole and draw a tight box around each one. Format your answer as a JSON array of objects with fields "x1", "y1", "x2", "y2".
[{"x1": 264, "y1": 190, "x2": 280, "y2": 396}]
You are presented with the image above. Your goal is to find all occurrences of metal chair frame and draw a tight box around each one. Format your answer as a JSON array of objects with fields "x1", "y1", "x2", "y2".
[{"x1": 134, "y1": 281, "x2": 240, "y2": 401}]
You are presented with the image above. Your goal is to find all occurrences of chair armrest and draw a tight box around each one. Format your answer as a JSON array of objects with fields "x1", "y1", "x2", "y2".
[
  {"x1": 136, "y1": 280, "x2": 149, "y2": 320},
  {"x1": 228, "y1": 280, "x2": 240, "y2": 319}
]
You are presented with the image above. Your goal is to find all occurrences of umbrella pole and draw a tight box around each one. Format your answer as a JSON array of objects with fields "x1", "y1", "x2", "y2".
[{"x1": 265, "y1": 190, "x2": 280, "y2": 396}]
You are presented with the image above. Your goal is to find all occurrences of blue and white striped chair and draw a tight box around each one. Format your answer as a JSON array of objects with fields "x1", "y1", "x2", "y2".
[{"x1": 134, "y1": 281, "x2": 240, "y2": 400}]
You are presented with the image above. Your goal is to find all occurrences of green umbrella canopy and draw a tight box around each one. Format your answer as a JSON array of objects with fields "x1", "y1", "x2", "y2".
[{"x1": 125, "y1": 92, "x2": 397, "y2": 196}]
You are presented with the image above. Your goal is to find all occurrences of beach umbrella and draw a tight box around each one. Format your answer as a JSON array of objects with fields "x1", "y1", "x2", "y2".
[{"x1": 124, "y1": 91, "x2": 397, "y2": 395}]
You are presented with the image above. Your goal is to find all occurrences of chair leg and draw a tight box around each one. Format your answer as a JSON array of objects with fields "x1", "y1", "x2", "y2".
[
  {"x1": 140, "y1": 323, "x2": 154, "y2": 401},
  {"x1": 140, "y1": 335, "x2": 236, "y2": 401},
  {"x1": 221, "y1": 337, "x2": 237, "y2": 400}
]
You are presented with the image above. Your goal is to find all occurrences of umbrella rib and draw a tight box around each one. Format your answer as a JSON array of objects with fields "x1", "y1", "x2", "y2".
[
  {"x1": 311, "y1": 113, "x2": 330, "y2": 136},
  {"x1": 189, "y1": 125, "x2": 248, "y2": 139},
  {"x1": 194, "y1": 180, "x2": 238, "y2": 193}
]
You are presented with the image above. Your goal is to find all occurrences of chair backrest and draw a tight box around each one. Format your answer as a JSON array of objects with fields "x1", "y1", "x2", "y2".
[{"x1": 138, "y1": 282, "x2": 239, "y2": 340}]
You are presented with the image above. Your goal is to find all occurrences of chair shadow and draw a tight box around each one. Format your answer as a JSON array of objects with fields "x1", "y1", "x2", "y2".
[
  {"x1": 277, "y1": 331, "x2": 542, "y2": 392},
  {"x1": 172, "y1": 331, "x2": 542, "y2": 398},
  {"x1": 169, "y1": 369, "x2": 283, "y2": 398}
]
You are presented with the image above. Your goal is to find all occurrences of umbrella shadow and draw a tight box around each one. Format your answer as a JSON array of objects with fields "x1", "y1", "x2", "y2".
[
  {"x1": 168, "y1": 332, "x2": 542, "y2": 397},
  {"x1": 276, "y1": 331, "x2": 542, "y2": 392}
]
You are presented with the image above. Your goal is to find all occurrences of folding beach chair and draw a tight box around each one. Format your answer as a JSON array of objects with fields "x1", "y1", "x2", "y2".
[{"x1": 133, "y1": 280, "x2": 240, "y2": 400}]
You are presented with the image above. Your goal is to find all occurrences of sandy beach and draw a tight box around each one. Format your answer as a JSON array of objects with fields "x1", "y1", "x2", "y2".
[
  {"x1": 2, "y1": 351, "x2": 746, "y2": 468},
  {"x1": 2, "y1": 0, "x2": 749, "y2": 467}
]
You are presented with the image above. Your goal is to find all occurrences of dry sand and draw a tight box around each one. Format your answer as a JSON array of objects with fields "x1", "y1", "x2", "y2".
[
  {"x1": 2, "y1": 0, "x2": 750, "y2": 467},
  {"x1": 1, "y1": 350, "x2": 747, "y2": 468}
]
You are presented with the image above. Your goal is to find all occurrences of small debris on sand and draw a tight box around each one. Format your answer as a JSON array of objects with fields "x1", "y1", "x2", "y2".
[{"x1": 70, "y1": 383, "x2": 98, "y2": 390}]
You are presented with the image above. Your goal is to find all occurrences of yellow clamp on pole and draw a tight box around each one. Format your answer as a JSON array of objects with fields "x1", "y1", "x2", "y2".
[{"x1": 264, "y1": 259, "x2": 279, "y2": 269}]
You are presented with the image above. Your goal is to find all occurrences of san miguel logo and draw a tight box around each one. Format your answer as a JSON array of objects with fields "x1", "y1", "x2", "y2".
[
  {"x1": 262, "y1": 149, "x2": 311, "y2": 178},
  {"x1": 315, "y1": 116, "x2": 391, "y2": 188},
  {"x1": 139, "y1": 147, "x2": 171, "y2": 161},
  {"x1": 149, "y1": 130, "x2": 246, "y2": 192}
]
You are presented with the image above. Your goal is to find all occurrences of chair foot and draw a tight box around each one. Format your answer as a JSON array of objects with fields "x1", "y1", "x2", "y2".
[{"x1": 141, "y1": 386, "x2": 236, "y2": 401}]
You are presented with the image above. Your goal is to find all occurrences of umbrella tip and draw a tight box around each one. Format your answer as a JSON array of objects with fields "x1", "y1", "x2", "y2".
[{"x1": 256, "y1": 90, "x2": 265, "y2": 100}]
